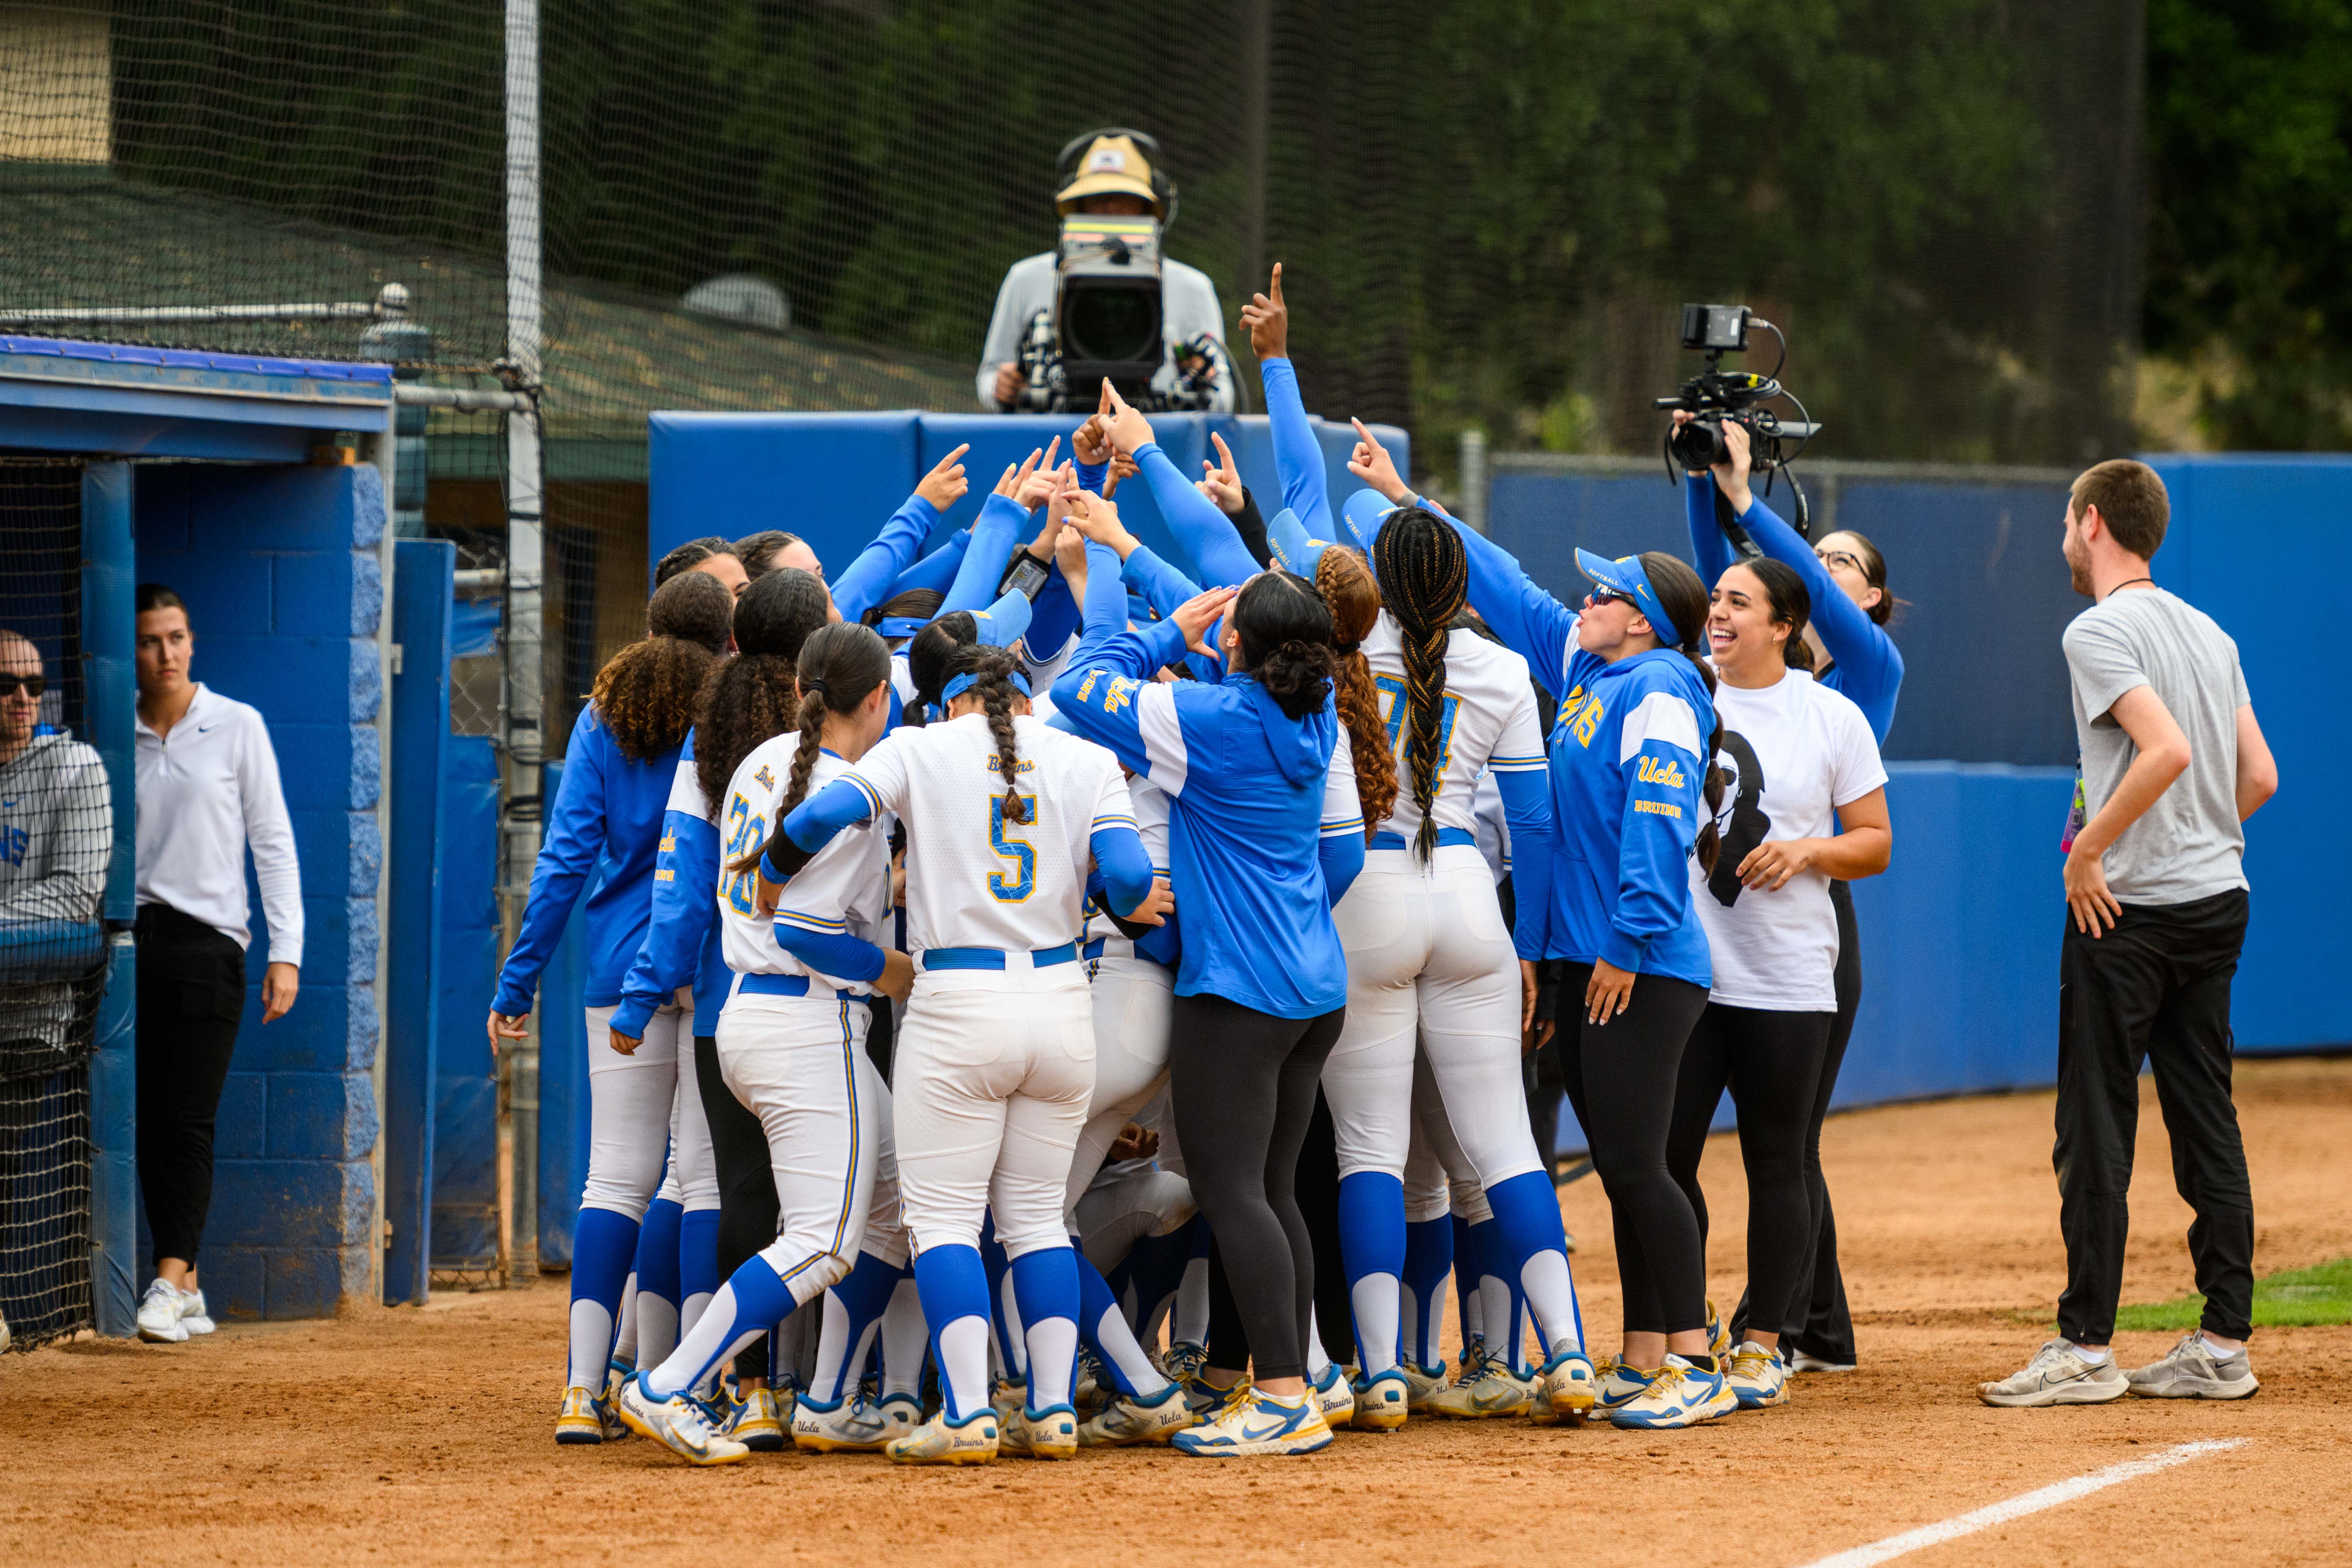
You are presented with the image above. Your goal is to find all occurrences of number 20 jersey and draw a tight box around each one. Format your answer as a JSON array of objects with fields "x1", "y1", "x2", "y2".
[
  {"x1": 714, "y1": 736, "x2": 891, "y2": 987},
  {"x1": 839, "y1": 711, "x2": 1134, "y2": 957}
]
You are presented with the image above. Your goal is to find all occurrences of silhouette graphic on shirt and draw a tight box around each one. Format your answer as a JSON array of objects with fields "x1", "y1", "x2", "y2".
[{"x1": 1707, "y1": 728, "x2": 1770, "y2": 908}]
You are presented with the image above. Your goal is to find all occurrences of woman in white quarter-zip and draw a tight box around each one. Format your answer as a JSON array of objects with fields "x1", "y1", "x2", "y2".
[{"x1": 129, "y1": 582, "x2": 303, "y2": 1345}]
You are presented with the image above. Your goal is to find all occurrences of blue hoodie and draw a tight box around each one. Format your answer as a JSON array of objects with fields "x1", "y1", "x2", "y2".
[
  {"x1": 1052, "y1": 616, "x2": 1365, "y2": 1019},
  {"x1": 610, "y1": 730, "x2": 729, "y2": 1040},
  {"x1": 1442, "y1": 517, "x2": 1715, "y2": 987},
  {"x1": 493, "y1": 704, "x2": 682, "y2": 1016},
  {"x1": 1685, "y1": 476, "x2": 1903, "y2": 742}
]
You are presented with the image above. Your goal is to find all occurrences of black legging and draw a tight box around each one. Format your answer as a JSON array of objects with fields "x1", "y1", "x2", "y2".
[
  {"x1": 1667, "y1": 1002, "x2": 1834, "y2": 1340},
  {"x1": 1205, "y1": 1089, "x2": 1354, "y2": 1372},
  {"x1": 1731, "y1": 880, "x2": 1860, "y2": 1362},
  {"x1": 1556, "y1": 962, "x2": 1711, "y2": 1337},
  {"x1": 695, "y1": 1032, "x2": 783, "y2": 1382},
  {"x1": 134, "y1": 904, "x2": 246, "y2": 1272},
  {"x1": 1169, "y1": 993, "x2": 1345, "y2": 1382}
]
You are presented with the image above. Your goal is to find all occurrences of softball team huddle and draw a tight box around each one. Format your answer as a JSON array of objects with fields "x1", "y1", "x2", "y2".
[{"x1": 489, "y1": 266, "x2": 1903, "y2": 1465}]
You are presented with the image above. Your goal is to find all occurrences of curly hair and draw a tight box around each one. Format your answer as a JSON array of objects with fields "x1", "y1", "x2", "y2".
[
  {"x1": 1314, "y1": 545, "x2": 1399, "y2": 840},
  {"x1": 1371, "y1": 508, "x2": 1467, "y2": 860},
  {"x1": 591, "y1": 571, "x2": 731, "y2": 760},
  {"x1": 694, "y1": 567, "x2": 833, "y2": 816}
]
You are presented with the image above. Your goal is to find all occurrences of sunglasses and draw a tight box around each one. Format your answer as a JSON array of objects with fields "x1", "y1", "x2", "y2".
[
  {"x1": 0, "y1": 674, "x2": 45, "y2": 699},
  {"x1": 1588, "y1": 586, "x2": 1629, "y2": 608},
  {"x1": 1817, "y1": 549, "x2": 1865, "y2": 575}
]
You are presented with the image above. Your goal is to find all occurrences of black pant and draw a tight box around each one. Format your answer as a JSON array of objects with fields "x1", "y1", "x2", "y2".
[
  {"x1": 1169, "y1": 993, "x2": 1345, "y2": 1382},
  {"x1": 2056, "y1": 888, "x2": 2253, "y2": 1344},
  {"x1": 1732, "y1": 880, "x2": 1861, "y2": 1361},
  {"x1": 1669, "y1": 1002, "x2": 1833, "y2": 1340},
  {"x1": 1206, "y1": 1088, "x2": 1354, "y2": 1372},
  {"x1": 134, "y1": 904, "x2": 247, "y2": 1273},
  {"x1": 695, "y1": 1032, "x2": 783, "y2": 1381},
  {"x1": 1557, "y1": 962, "x2": 1711, "y2": 1336}
]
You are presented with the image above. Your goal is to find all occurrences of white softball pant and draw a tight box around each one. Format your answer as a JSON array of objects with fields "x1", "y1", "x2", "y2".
[
  {"x1": 1323, "y1": 844, "x2": 1545, "y2": 1191},
  {"x1": 581, "y1": 1001, "x2": 686, "y2": 1221},
  {"x1": 716, "y1": 991, "x2": 908, "y2": 1309},
  {"x1": 895, "y1": 966, "x2": 1094, "y2": 1261},
  {"x1": 653, "y1": 1008, "x2": 720, "y2": 1214},
  {"x1": 1064, "y1": 949, "x2": 1176, "y2": 1227}
]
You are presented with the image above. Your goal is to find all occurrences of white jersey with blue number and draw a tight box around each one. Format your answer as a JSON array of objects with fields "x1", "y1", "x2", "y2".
[
  {"x1": 1361, "y1": 611, "x2": 1548, "y2": 844},
  {"x1": 716, "y1": 736, "x2": 891, "y2": 986},
  {"x1": 842, "y1": 712, "x2": 1133, "y2": 956}
]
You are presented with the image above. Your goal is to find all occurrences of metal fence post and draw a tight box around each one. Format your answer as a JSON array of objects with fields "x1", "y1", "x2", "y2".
[{"x1": 1459, "y1": 428, "x2": 1489, "y2": 535}]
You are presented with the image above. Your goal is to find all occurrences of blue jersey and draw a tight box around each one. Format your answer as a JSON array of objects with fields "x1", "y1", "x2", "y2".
[
  {"x1": 493, "y1": 704, "x2": 682, "y2": 1015},
  {"x1": 1052, "y1": 616, "x2": 1365, "y2": 1020},
  {"x1": 1685, "y1": 477, "x2": 1903, "y2": 742},
  {"x1": 611, "y1": 728, "x2": 729, "y2": 1040},
  {"x1": 1443, "y1": 517, "x2": 1715, "y2": 986}
]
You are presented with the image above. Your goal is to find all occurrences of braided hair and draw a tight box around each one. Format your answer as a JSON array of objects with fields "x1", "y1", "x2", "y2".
[
  {"x1": 942, "y1": 643, "x2": 1031, "y2": 826},
  {"x1": 693, "y1": 567, "x2": 832, "y2": 816},
  {"x1": 1313, "y1": 546, "x2": 1399, "y2": 839},
  {"x1": 1371, "y1": 508, "x2": 1468, "y2": 860},
  {"x1": 1640, "y1": 551, "x2": 1727, "y2": 878},
  {"x1": 591, "y1": 570, "x2": 731, "y2": 760},
  {"x1": 906, "y1": 611, "x2": 981, "y2": 722}
]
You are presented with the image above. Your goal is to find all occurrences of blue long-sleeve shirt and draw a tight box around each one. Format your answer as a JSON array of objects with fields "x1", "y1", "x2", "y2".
[
  {"x1": 1442, "y1": 518, "x2": 1715, "y2": 985},
  {"x1": 610, "y1": 731, "x2": 728, "y2": 1040},
  {"x1": 1684, "y1": 476, "x2": 1903, "y2": 742},
  {"x1": 1135, "y1": 442, "x2": 1258, "y2": 589},
  {"x1": 1052, "y1": 616, "x2": 1363, "y2": 1019},
  {"x1": 942, "y1": 492, "x2": 1033, "y2": 616},
  {"x1": 888, "y1": 528, "x2": 970, "y2": 600},
  {"x1": 493, "y1": 704, "x2": 682, "y2": 1015},
  {"x1": 1260, "y1": 357, "x2": 1337, "y2": 541},
  {"x1": 833, "y1": 492, "x2": 945, "y2": 625}
]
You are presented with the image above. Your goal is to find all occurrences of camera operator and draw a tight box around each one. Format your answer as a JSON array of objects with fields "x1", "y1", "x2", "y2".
[{"x1": 976, "y1": 131, "x2": 1234, "y2": 414}]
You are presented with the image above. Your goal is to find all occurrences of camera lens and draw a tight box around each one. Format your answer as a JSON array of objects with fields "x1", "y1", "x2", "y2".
[
  {"x1": 1064, "y1": 281, "x2": 1161, "y2": 364},
  {"x1": 1669, "y1": 415, "x2": 1729, "y2": 470}
]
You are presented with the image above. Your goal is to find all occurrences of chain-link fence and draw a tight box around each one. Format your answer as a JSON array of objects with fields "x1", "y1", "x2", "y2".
[{"x1": 0, "y1": 460, "x2": 110, "y2": 1352}]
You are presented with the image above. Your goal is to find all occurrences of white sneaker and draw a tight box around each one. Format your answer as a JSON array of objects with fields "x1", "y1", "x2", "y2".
[
  {"x1": 615, "y1": 1372, "x2": 752, "y2": 1465},
  {"x1": 1790, "y1": 1350, "x2": 1856, "y2": 1373},
  {"x1": 178, "y1": 1288, "x2": 216, "y2": 1336},
  {"x1": 1979, "y1": 1339, "x2": 2128, "y2": 1408},
  {"x1": 2125, "y1": 1332, "x2": 2259, "y2": 1400},
  {"x1": 136, "y1": 1278, "x2": 188, "y2": 1344},
  {"x1": 1726, "y1": 1342, "x2": 1789, "y2": 1409}
]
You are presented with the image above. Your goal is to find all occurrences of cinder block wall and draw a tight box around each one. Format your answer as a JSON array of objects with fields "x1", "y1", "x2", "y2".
[{"x1": 135, "y1": 462, "x2": 384, "y2": 1317}]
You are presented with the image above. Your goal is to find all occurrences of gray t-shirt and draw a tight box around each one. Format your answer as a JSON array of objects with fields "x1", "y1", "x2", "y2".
[{"x1": 2062, "y1": 587, "x2": 2250, "y2": 906}]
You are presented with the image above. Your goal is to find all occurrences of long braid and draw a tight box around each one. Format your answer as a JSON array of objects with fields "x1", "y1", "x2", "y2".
[
  {"x1": 944, "y1": 643, "x2": 1030, "y2": 826},
  {"x1": 1314, "y1": 547, "x2": 1399, "y2": 839},
  {"x1": 1372, "y1": 510, "x2": 1467, "y2": 861},
  {"x1": 724, "y1": 621, "x2": 892, "y2": 877},
  {"x1": 779, "y1": 688, "x2": 829, "y2": 816}
]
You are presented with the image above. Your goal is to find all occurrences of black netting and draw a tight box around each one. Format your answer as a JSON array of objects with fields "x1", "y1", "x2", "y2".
[{"x1": 0, "y1": 461, "x2": 105, "y2": 1352}]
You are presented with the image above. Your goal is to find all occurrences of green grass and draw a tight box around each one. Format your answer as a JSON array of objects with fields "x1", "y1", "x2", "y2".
[{"x1": 2113, "y1": 1256, "x2": 2352, "y2": 1331}]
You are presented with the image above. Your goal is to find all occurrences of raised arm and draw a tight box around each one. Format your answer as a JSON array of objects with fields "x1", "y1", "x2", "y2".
[
  {"x1": 886, "y1": 528, "x2": 971, "y2": 600},
  {"x1": 1683, "y1": 474, "x2": 1737, "y2": 589},
  {"x1": 1240, "y1": 265, "x2": 1335, "y2": 537},
  {"x1": 1427, "y1": 512, "x2": 1579, "y2": 693},
  {"x1": 833, "y1": 445, "x2": 968, "y2": 623}
]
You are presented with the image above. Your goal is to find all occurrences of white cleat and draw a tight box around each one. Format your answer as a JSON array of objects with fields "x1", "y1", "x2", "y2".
[
  {"x1": 793, "y1": 1393, "x2": 893, "y2": 1453},
  {"x1": 888, "y1": 1408, "x2": 1000, "y2": 1466},
  {"x1": 136, "y1": 1278, "x2": 188, "y2": 1344},
  {"x1": 1079, "y1": 1383, "x2": 1193, "y2": 1447},
  {"x1": 616, "y1": 1372, "x2": 753, "y2": 1464},
  {"x1": 877, "y1": 1392, "x2": 925, "y2": 1441}
]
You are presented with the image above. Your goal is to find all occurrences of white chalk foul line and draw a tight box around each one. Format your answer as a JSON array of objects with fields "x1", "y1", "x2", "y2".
[{"x1": 1797, "y1": 1438, "x2": 2249, "y2": 1568}]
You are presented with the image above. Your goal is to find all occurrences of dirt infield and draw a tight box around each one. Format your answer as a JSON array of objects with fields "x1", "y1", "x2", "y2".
[{"x1": 7, "y1": 1058, "x2": 2349, "y2": 1568}]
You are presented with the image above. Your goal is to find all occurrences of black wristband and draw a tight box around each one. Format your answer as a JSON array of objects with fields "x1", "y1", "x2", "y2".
[
  {"x1": 1231, "y1": 486, "x2": 1273, "y2": 569},
  {"x1": 761, "y1": 829, "x2": 816, "y2": 884}
]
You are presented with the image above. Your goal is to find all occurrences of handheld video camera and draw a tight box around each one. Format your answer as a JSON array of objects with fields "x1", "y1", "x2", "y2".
[
  {"x1": 1013, "y1": 212, "x2": 1219, "y2": 413},
  {"x1": 1654, "y1": 304, "x2": 1821, "y2": 541}
]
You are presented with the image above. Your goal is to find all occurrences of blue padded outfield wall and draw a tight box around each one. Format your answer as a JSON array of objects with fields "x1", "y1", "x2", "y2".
[{"x1": 135, "y1": 463, "x2": 387, "y2": 1319}]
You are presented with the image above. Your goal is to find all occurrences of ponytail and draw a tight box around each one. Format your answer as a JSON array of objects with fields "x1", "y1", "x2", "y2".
[
  {"x1": 726, "y1": 621, "x2": 892, "y2": 877},
  {"x1": 1315, "y1": 546, "x2": 1398, "y2": 839},
  {"x1": 1640, "y1": 550, "x2": 1727, "y2": 879}
]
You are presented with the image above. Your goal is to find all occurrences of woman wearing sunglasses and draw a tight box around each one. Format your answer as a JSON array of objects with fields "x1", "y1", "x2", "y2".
[{"x1": 1677, "y1": 413, "x2": 1903, "y2": 1376}]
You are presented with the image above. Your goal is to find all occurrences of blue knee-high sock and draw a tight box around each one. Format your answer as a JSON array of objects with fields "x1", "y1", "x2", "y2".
[
  {"x1": 1336, "y1": 1171, "x2": 1406, "y2": 1374},
  {"x1": 568, "y1": 1207, "x2": 641, "y2": 1390},
  {"x1": 1402, "y1": 1217, "x2": 1454, "y2": 1372},
  {"x1": 979, "y1": 1213, "x2": 1023, "y2": 1382},
  {"x1": 912, "y1": 1244, "x2": 994, "y2": 1423},
  {"x1": 1469, "y1": 1217, "x2": 1529, "y2": 1374},
  {"x1": 632, "y1": 1196, "x2": 684, "y2": 1368},
  {"x1": 808, "y1": 1248, "x2": 903, "y2": 1405},
  {"x1": 1074, "y1": 1245, "x2": 1168, "y2": 1398},
  {"x1": 1486, "y1": 1169, "x2": 1583, "y2": 1355},
  {"x1": 645, "y1": 1255, "x2": 797, "y2": 1400},
  {"x1": 678, "y1": 1208, "x2": 721, "y2": 1385},
  {"x1": 1450, "y1": 1212, "x2": 1482, "y2": 1350},
  {"x1": 1122, "y1": 1215, "x2": 1197, "y2": 1339},
  {"x1": 1010, "y1": 1246, "x2": 1081, "y2": 1411}
]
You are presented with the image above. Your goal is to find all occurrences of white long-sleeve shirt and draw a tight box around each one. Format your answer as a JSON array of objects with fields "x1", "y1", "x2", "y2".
[
  {"x1": 135, "y1": 682, "x2": 303, "y2": 967},
  {"x1": 974, "y1": 251, "x2": 1235, "y2": 412}
]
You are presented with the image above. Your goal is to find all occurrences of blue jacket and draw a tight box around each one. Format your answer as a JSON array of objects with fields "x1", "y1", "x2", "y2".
[
  {"x1": 1446, "y1": 518, "x2": 1715, "y2": 986},
  {"x1": 1052, "y1": 616, "x2": 1365, "y2": 1019},
  {"x1": 611, "y1": 730, "x2": 728, "y2": 1040},
  {"x1": 1685, "y1": 476, "x2": 1903, "y2": 742},
  {"x1": 493, "y1": 704, "x2": 682, "y2": 1015}
]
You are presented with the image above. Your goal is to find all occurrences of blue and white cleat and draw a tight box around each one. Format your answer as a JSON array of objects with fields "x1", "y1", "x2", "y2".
[
  {"x1": 726, "y1": 1384, "x2": 788, "y2": 1450},
  {"x1": 1079, "y1": 1383, "x2": 1193, "y2": 1447},
  {"x1": 555, "y1": 1384, "x2": 610, "y2": 1445},
  {"x1": 1608, "y1": 1355, "x2": 1737, "y2": 1430},
  {"x1": 1172, "y1": 1388, "x2": 1335, "y2": 1457},
  {"x1": 1428, "y1": 1353, "x2": 1535, "y2": 1419},
  {"x1": 793, "y1": 1392, "x2": 892, "y2": 1453},
  {"x1": 999, "y1": 1402, "x2": 1080, "y2": 1460},
  {"x1": 616, "y1": 1371, "x2": 753, "y2": 1465},
  {"x1": 1350, "y1": 1367, "x2": 1410, "y2": 1432},
  {"x1": 1402, "y1": 1359, "x2": 1450, "y2": 1412},
  {"x1": 1727, "y1": 1342, "x2": 1789, "y2": 1410},
  {"x1": 887, "y1": 1407, "x2": 1000, "y2": 1466},
  {"x1": 1308, "y1": 1362, "x2": 1357, "y2": 1429},
  {"x1": 877, "y1": 1391, "x2": 925, "y2": 1442},
  {"x1": 1536, "y1": 1345, "x2": 1598, "y2": 1426}
]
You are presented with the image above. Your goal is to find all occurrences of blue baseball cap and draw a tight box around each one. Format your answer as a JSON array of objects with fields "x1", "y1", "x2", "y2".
[
  {"x1": 1574, "y1": 548, "x2": 1679, "y2": 645},
  {"x1": 1264, "y1": 506, "x2": 1333, "y2": 577}
]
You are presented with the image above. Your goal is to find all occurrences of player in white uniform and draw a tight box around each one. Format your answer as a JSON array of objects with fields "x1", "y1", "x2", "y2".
[
  {"x1": 754, "y1": 641, "x2": 1167, "y2": 1466},
  {"x1": 617, "y1": 623, "x2": 914, "y2": 1466},
  {"x1": 1301, "y1": 502, "x2": 1595, "y2": 1429}
]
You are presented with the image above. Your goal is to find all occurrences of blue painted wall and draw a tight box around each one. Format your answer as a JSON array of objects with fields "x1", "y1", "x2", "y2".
[
  {"x1": 431, "y1": 734, "x2": 502, "y2": 1270},
  {"x1": 134, "y1": 461, "x2": 386, "y2": 1319}
]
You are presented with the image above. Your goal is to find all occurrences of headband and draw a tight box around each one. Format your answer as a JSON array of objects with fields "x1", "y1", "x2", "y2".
[{"x1": 940, "y1": 668, "x2": 1032, "y2": 706}]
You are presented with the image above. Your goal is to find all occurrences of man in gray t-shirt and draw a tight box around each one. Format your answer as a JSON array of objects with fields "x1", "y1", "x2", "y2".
[{"x1": 1981, "y1": 459, "x2": 2280, "y2": 1414}]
